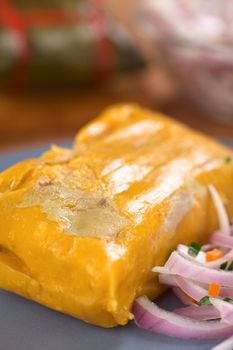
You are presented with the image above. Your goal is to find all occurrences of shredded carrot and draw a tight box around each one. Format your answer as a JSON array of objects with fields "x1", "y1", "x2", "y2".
[
  {"x1": 206, "y1": 248, "x2": 223, "y2": 262},
  {"x1": 208, "y1": 283, "x2": 220, "y2": 297}
]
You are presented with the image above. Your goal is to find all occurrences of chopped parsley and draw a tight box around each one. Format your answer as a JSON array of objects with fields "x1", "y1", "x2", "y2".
[
  {"x1": 223, "y1": 297, "x2": 233, "y2": 303},
  {"x1": 188, "y1": 242, "x2": 201, "y2": 257},
  {"x1": 228, "y1": 261, "x2": 233, "y2": 271},
  {"x1": 198, "y1": 296, "x2": 212, "y2": 306},
  {"x1": 220, "y1": 261, "x2": 228, "y2": 270}
]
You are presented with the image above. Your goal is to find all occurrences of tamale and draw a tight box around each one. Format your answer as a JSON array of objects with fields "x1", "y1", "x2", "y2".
[{"x1": 0, "y1": 104, "x2": 233, "y2": 327}]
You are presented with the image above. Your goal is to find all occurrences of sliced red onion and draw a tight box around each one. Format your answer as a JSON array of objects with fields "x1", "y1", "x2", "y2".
[
  {"x1": 159, "y1": 273, "x2": 177, "y2": 287},
  {"x1": 208, "y1": 185, "x2": 230, "y2": 236},
  {"x1": 165, "y1": 251, "x2": 233, "y2": 286},
  {"x1": 158, "y1": 271, "x2": 233, "y2": 298},
  {"x1": 211, "y1": 334, "x2": 233, "y2": 350},
  {"x1": 134, "y1": 183, "x2": 233, "y2": 342},
  {"x1": 174, "y1": 275, "x2": 207, "y2": 301},
  {"x1": 172, "y1": 287, "x2": 195, "y2": 306},
  {"x1": 211, "y1": 232, "x2": 233, "y2": 249},
  {"x1": 210, "y1": 298, "x2": 233, "y2": 325},
  {"x1": 175, "y1": 305, "x2": 220, "y2": 320},
  {"x1": 155, "y1": 257, "x2": 233, "y2": 299},
  {"x1": 153, "y1": 266, "x2": 170, "y2": 274},
  {"x1": 133, "y1": 296, "x2": 233, "y2": 339},
  {"x1": 202, "y1": 243, "x2": 215, "y2": 251},
  {"x1": 220, "y1": 287, "x2": 233, "y2": 298},
  {"x1": 177, "y1": 244, "x2": 206, "y2": 263},
  {"x1": 176, "y1": 243, "x2": 231, "y2": 269}
]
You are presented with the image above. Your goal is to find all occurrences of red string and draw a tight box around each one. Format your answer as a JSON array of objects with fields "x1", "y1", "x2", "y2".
[
  {"x1": 88, "y1": 3, "x2": 114, "y2": 82},
  {"x1": 21, "y1": 10, "x2": 82, "y2": 26},
  {"x1": 0, "y1": 0, "x2": 29, "y2": 90},
  {"x1": 0, "y1": 1, "x2": 113, "y2": 89}
]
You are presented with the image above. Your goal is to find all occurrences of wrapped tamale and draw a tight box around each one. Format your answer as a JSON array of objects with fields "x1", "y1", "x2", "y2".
[
  {"x1": 0, "y1": 104, "x2": 233, "y2": 327},
  {"x1": 0, "y1": 0, "x2": 144, "y2": 90}
]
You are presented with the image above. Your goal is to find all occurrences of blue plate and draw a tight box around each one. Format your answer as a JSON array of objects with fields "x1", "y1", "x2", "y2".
[{"x1": 0, "y1": 140, "x2": 232, "y2": 350}]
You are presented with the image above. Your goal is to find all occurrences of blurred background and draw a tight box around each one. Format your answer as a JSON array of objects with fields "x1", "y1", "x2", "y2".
[{"x1": 0, "y1": 0, "x2": 233, "y2": 152}]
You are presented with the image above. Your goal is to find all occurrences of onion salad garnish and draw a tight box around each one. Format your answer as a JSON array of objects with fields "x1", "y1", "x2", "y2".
[
  {"x1": 133, "y1": 185, "x2": 233, "y2": 349},
  {"x1": 208, "y1": 185, "x2": 230, "y2": 236}
]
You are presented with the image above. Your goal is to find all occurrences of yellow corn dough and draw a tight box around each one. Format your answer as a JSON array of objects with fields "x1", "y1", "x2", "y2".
[{"x1": 0, "y1": 104, "x2": 233, "y2": 327}]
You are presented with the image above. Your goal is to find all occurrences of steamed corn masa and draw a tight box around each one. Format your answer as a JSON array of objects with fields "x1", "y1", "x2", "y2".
[{"x1": 0, "y1": 104, "x2": 233, "y2": 327}]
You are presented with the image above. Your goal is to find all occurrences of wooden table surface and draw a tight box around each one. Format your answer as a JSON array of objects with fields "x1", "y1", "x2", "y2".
[{"x1": 0, "y1": 74, "x2": 232, "y2": 152}]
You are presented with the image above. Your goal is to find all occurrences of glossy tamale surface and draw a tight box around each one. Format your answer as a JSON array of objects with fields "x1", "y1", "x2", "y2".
[{"x1": 0, "y1": 104, "x2": 233, "y2": 327}]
